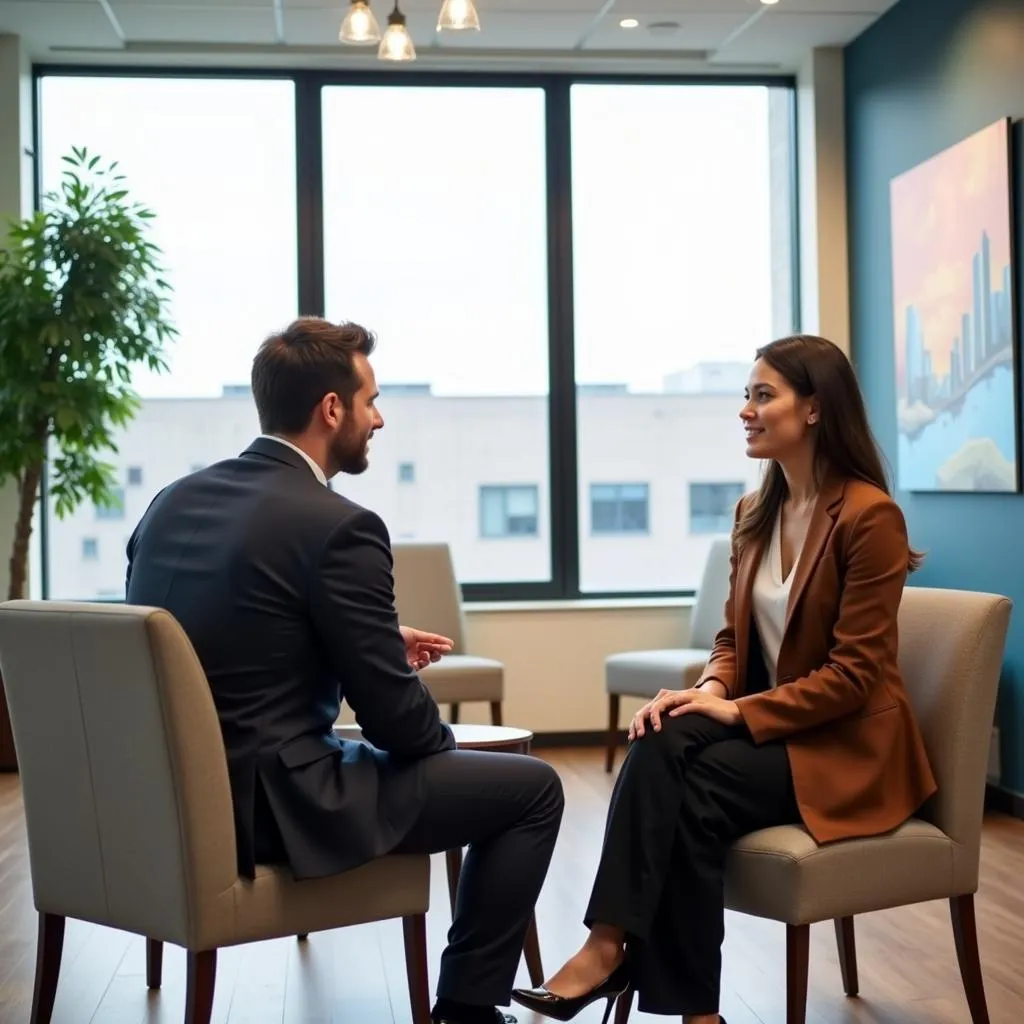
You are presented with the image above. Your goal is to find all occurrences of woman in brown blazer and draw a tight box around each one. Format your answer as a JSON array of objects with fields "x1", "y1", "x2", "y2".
[{"x1": 512, "y1": 335, "x2": 937, "y2": 1024}]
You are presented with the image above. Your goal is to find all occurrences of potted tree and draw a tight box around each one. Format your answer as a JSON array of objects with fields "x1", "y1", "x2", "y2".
[{"x1": 0, "y1": 148, "x2": 176, "y2": 769}]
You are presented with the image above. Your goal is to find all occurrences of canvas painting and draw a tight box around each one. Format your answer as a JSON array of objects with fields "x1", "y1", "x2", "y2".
[{"x1": 890, "y1": 117, "x2": 1018, "y2": 492}]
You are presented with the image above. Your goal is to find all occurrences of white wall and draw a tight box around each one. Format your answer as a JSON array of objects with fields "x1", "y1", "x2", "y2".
[{"x1": 798, "y1": 46, "x2": 851, "y2": 356}]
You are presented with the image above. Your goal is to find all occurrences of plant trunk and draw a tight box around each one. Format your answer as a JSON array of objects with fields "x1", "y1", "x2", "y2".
[
  {"x1": 8, "y1": 462, "x2": 41, "y2": 602},
  {"x1": 0, "y1": 461, "x2": 40, "y2": 772}
]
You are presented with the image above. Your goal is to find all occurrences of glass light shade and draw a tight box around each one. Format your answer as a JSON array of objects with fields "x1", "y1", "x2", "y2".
[
  {"x1": 379, "y1": 18, "x2": 416, "y2": 61},
  {"x1": 436, "y1": 0, "x2": 480, "y2": 31},
  {"x1": 340, "y1": 1, "x2": 381, "y2": 43}
]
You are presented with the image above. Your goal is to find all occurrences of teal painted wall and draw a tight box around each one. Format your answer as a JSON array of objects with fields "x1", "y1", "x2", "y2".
[{"x1": 845, "y1": 0, "x2": 1024, "y2": 794}]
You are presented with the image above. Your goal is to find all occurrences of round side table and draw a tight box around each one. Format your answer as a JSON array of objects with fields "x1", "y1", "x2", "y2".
[{"x1": 334, "y1": 722, "x2": 545, "y2": 987}]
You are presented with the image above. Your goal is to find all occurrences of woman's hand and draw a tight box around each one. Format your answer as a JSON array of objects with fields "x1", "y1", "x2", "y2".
[
  {"x1": 629, "y1": 688, "x2": 686, "y2": 739},
  {"x1": 629, "y1": 686, "x2": 741, "y2": 740},
  {"x1": 667, "y1": 688, "x2": 742, "y2": 726}
]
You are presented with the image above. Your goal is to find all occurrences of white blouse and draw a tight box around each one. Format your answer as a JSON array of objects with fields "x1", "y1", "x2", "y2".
[{"x1": 752, "y1": 509, "x2": 810, "y2": 687}]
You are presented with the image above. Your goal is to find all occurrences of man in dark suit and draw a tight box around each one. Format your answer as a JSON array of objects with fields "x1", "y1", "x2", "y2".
[{"x1": 126, "y1": 316, "x2": 564, "y2": 1024}]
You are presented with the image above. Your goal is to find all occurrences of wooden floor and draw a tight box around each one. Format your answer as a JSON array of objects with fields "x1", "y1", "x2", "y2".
[{"x1": 1, "y1": 747, "x2": 1022, "y2": 1024}]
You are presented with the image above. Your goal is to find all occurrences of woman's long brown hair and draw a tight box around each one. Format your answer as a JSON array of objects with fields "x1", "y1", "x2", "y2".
[{"x1": 734, "y1": 334, "x2": 924, "y2": 572}]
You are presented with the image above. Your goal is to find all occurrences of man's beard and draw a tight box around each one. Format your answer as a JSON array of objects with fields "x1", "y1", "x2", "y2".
[{"x1": 330, "y1": 423, "x2": 370, "y2": 476}]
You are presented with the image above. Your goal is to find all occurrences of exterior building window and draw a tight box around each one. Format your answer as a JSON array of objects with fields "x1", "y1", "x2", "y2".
[
  {"x1": 480, "y1": 486, "x2": 539, "y2": 538},
  {"x1": 591, "y1": 484, "x2": 649, "y2": 534},
  {"x1": 82, "y1": 538, "x2": 98, "y2": 560},
  {"x1": 689, "y1": 482, "x2": 745, "y2": 534},
  {"x1": 127, "y1": 466, "x2": 143, "y2": 486},
  {"x1": 398, "y1": 462, "x2": 415, "y2": 483}
]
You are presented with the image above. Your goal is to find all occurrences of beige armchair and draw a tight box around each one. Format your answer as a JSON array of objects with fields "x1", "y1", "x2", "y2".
[
  {"x1": 392, "y1": 542, "x2": 504, "y2": 724},
  {"x1": 612, "y1": 585, "x2": 1012, "y2": 1024},
  {"x1": 0, "y1": 601, "x2": 433, "y2": 1024},
  {"x1": 604, "y1": 537, "x2": 732, "y2": 771}
]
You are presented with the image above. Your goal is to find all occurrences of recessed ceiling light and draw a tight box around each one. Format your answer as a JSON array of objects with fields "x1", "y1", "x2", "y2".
[
  {"x1": 619, "y1": 18, "x2": 640, "y2": 28},
  {"x1": 760, "y1": 0, "x2": 780, "y2": 5}
]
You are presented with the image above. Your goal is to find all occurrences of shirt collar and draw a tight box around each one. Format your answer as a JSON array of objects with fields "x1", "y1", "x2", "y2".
[{"x1": 258, "y1": 434, "x2": 328, "y2": 486}]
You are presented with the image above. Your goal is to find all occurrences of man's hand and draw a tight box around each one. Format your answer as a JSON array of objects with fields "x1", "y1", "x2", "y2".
[
  {"x1": 629, "y1": 686, "x2": 741, "y2": 739},
  {"x1": 400, "y1": 625, "x2": 454, "y2": 671}
]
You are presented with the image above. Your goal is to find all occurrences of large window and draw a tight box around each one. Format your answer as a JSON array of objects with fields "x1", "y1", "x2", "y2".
[
  {"x1": 32, "y1": 72, "x2": 796, "y2": 601},
  {"x1": 321, "y1": 85, "x2": 550, "y2": 586},
  {"x1": 571, "y1": 83, "x2": 793, "y2": 592},
  {"x1": 35, "y1": 76, "x2": 298, "y2": 600}
]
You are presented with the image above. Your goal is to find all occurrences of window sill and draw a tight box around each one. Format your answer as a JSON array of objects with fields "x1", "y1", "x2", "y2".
[{"x1": 464, "y1": 595, "x2": 695, "y2": 613}]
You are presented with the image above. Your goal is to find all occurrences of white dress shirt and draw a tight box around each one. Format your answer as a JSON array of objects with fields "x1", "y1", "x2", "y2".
[
  {"x1": 258, "y1": 434, "x2": 328, "y2": 486},
  {"x1": 751, "y1": 509, "x2": 809, "y2": 687}
]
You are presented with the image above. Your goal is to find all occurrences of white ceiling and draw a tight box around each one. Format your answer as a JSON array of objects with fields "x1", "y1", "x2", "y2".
[{"x1": 0, "y1": 0, "x2": 900, "y2": 72}]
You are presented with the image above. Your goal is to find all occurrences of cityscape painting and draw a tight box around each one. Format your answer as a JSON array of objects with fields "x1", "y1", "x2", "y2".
[{"x1": 890, "y1": 117, "x2": 1018, "y2": 492}]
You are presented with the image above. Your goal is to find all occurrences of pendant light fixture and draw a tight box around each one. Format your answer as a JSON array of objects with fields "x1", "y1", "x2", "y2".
[
  {"x1": 379, "y1": 1, "x2": 416, "y2": 61},
  {"x1": 340, "y1": 0, "x2": 381, "y2": 44},
  {"x1": 437, "y1": 0, "x2": 481, "y2": 31}
]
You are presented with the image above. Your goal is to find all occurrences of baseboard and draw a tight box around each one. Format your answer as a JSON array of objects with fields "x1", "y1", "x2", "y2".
[
  {"x1": 532, "y1": 729, "x2": 623, "y2": 749},
  {"x1": 985, "y1": 783, "x2": 1024, "y2": 819}
]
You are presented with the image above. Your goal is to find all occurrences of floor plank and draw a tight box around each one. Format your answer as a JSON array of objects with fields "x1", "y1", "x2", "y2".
[{"x1": 0, "y1": 748, "x2": 1021, "y2": 1023}]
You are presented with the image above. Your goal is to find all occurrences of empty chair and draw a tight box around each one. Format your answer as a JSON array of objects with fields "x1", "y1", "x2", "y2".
[
  {"x1": 0, "y1": 601, "x2": 432, "y2": 1024},
  {"x1": 604, "y1": 536, "x2": 732, "y2": 771},
  {"x1": 392, "y1": 542, "x2": 504, "y2": 725},
  {"x1": 711, "y1": 586, "x2": 1010, "y2": 1024}
]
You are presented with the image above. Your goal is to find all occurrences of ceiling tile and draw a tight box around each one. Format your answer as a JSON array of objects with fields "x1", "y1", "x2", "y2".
[
  {"x1": 582, "y1": 11, "x2": 752, "y2": 52},
  {"x1": 0, "y1": 1, "x2": 121, "y2": 49},
  {"x1": 114, "y1": 5, "x2": 278, "y2": 43},
  {"x1": 432, "y1": 12, "x2": 594, "y2": 48},
  {"x1": 709, "y1": 11, "x2": 879, "y2": 64}
]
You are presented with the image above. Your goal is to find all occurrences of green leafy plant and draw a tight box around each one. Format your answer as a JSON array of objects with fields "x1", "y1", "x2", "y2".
[{"x1": 0, "y1": 147, "x2": 176, "y2": 600}]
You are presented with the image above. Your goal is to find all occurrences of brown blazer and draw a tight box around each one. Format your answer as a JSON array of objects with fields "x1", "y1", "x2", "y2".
[{"x1": 701, "y1": 476, "x2": 937, "y2": 844}]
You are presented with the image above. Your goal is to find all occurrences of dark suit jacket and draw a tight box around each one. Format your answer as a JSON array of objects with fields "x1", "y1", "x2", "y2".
[{"x1": 126, "y1": 436, "x2": 455, "y2": 879}]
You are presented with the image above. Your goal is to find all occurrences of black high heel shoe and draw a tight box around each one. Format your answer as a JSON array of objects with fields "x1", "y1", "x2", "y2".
[{"x1": 510, "y1": 960, "x2": 631, "y2": 1023}]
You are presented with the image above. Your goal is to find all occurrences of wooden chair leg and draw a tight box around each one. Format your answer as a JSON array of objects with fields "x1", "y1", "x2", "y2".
[
  {"x1": 450, "y1": 703, "x2": 461, "y2": 724},
  {"x1": 445, "y1": 847, "x2": 463, "y2": 917},
  {"x1": 489, "y1": 701, "x2": 503, "y2": 726},
  {"x1": 950, "y1": 894, "x2": 990, "y2": 1024},
  {"x1": 612, "y1": 985, "x2": 633, "y2": 1024},
  {"x1": 403, "y1": 914, "x2": 432, "y2": 1024},
  {"x1": 185, "y1": 950, "x2": 217, "y2": 1024},
  {"x1": 605, "y1": 695, "x2": 620, "y2": 773},
  {"x1": 786, "y1": 923, "x2": 810, "y2": 1024},
  {"x1": 29, "y1": 912, "x2": 64, "y2": 1024},
  {"x1": 834, "y1": 916, "x2": 858, "y2": 996},
  {"x1": 523, "y1": 912, "x2": 544, "y2": 987},
  {"x1": 146, "y1": 938, "x2": 163, "y2": 989}
]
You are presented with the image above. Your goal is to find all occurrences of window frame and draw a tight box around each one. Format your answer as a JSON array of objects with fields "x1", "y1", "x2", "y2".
[{"x1": 32, "y1": 65, "x2": 799, "y2": 603}]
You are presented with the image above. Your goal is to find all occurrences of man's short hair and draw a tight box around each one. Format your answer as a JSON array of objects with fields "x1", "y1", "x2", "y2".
[{"x1": 251, "y1": 317, "x2": 376, "y2": 435}]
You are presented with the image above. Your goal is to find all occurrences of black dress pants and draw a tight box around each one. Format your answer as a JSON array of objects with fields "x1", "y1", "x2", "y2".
[
  {"x1": 394, "y1": 749, "x2": 565, "y2": 1007},
  {"x1": 584, "y1": 714, "x2": 800, "y2": 1015}
]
